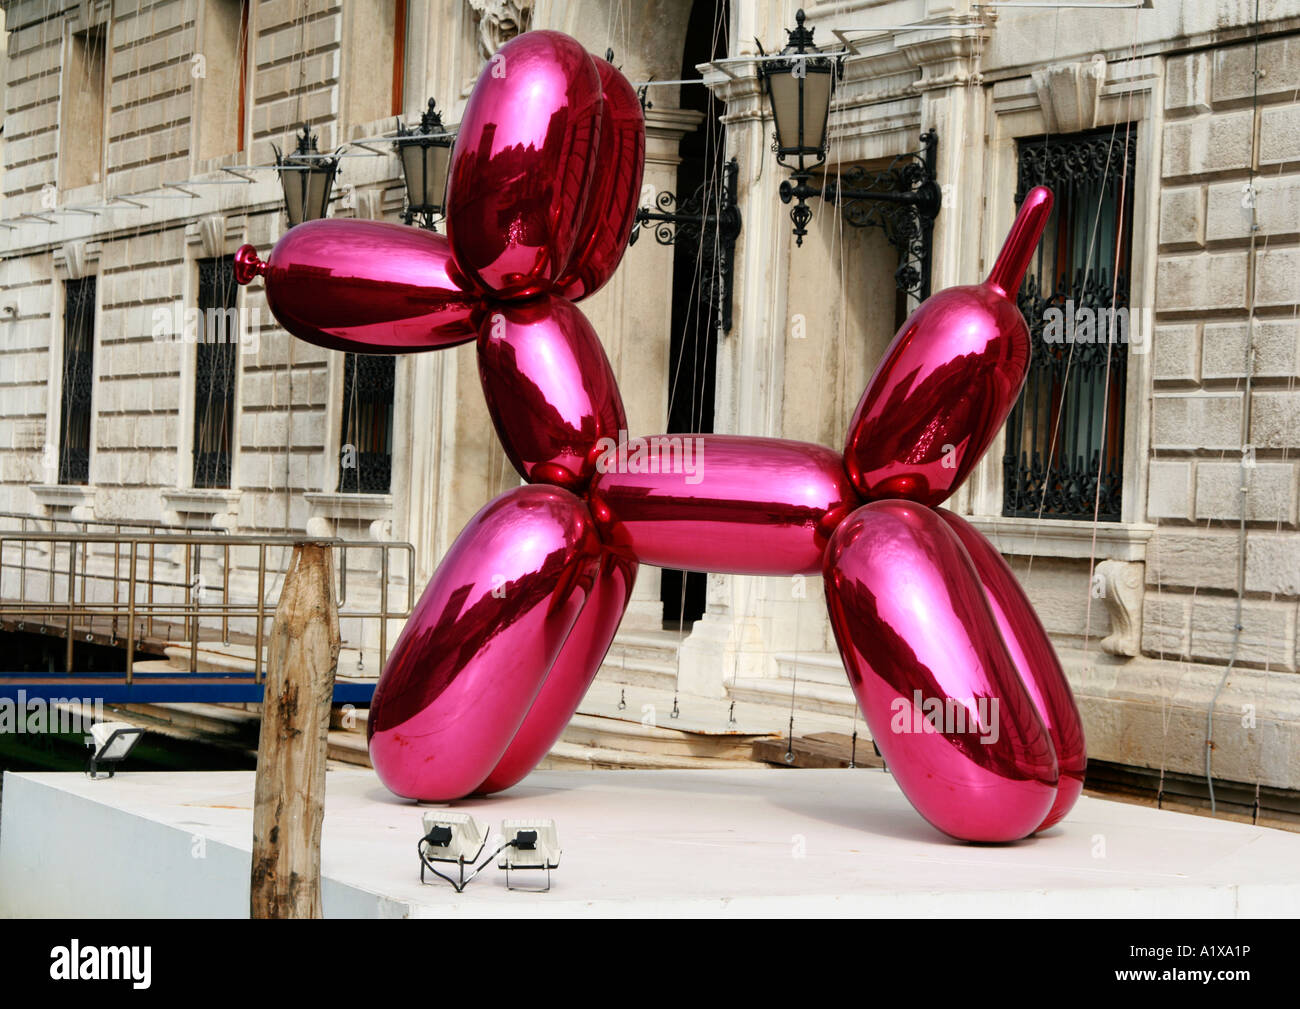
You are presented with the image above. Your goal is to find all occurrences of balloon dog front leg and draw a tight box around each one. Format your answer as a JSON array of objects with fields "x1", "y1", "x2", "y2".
[
  {"x1": 476, "y1": 548, "x2": 637, "y2": 794},
  {"x1": 366, "y1": 485, "x2": 603, "y2": 800}
]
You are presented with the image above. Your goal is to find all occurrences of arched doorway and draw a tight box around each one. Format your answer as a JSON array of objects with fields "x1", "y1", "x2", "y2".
[{"x1": 661, "y1": 0, "x2": 729, "y2": 629}]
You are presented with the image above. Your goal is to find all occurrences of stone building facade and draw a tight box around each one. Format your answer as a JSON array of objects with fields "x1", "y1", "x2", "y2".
[{"x1": 2, "y1": 0, "x2": 1298, "y2": 799}]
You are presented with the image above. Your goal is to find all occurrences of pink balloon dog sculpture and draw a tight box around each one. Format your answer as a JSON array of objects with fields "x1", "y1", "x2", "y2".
[{"x1": 234, "y1": 29, "x2": 1085, "y2": 842}]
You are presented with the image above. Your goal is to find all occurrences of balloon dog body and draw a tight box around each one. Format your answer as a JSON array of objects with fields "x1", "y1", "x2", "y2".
[{"x1": 235, "y1": 30, "x2": 1085, "y2": 842}]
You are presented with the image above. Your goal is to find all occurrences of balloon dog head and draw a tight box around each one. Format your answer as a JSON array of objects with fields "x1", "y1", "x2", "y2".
[{"x1": 236, "y1": 30, "x2": 1082, "y2": 843}]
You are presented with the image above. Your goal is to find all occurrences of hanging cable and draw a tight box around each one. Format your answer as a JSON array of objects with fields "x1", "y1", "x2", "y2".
[{"x1": 1205, "y1": 0, "x2": 1264, "y2": 815}]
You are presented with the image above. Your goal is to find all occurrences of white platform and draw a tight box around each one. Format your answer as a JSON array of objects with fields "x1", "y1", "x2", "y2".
[{"x1": 3, "y1": 767, "x2": 1299, "y2": 917}]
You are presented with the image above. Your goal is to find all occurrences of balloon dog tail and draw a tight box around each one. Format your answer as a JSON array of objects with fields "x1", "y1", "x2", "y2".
[{"x1": 985, "y1": 185, "x2": 1054, "y2": 299}]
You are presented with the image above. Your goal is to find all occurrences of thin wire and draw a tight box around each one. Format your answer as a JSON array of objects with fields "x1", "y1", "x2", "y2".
[
  {"x1": 785, "y1": 594, "x2": 802, "y2": 762},
  {"x1": 1248, "y1": 54, "x2": 1300, "y2": 829},
  {"x1": 666, "y1": 0, "x2": 729, "y2": 716},
  {"x1": 1080, "y1": 10, "x2": 1142, "y2": 659},
  {"x1": 1205, "y1": 0, "x2": 1264, "y2": 815}
]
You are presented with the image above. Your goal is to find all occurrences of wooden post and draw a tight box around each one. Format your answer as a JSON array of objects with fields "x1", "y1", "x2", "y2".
[{"x1": 251, "y1": 541, "x2": 340, "y2": 918}]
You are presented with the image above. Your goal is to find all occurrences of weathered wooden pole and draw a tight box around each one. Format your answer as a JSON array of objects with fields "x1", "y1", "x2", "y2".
[{"x1": 251, "y1": 541, "x2": 340, "y2": 918}]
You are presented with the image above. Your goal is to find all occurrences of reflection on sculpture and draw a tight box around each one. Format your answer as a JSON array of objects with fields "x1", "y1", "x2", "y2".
[{"x1": 235, "y1": 30, "x2": 1086, "y2": 843}]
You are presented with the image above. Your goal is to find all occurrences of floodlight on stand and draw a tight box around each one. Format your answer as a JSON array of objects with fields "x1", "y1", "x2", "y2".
[
  {"x1": 497, "y1": 819, "x2": 561, "y2": 892},
  {"x1": 85, "y1": 721, "x2": 144, "y2": 779},
  {"x1": 417, "y1": 811, "x2": 488, "y2": 892}
]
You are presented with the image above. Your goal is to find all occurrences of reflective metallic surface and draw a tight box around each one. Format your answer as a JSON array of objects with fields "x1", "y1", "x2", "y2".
[
  {"x1": 446, "y1": 30, "x2": 603, "y2": 299},
  {"x1": 233, "y1": 222, "x2": 483, "y2": 353},
  {"x1": 555, "y1": 56, "x2": 645, "y2": 302},
  {"x1": 477, "y1": 548, "x2": 637, "y2": 793},
  {"x1": 589, "y1": 435, "x2": 861, "y2": 575},
  {"x1": 824, "y1": 500, "x2": 1059, "y2": 841},
  {"x1": 938, "y1": 509, "x2": 1087, "y2": 831},
  {"x1": 477, "y1": 295, "x2": 626, "y2": 493},
  {"x1": 844, "y1": 187, "x2": 1054, "y2": 507},
  {"x1": 238, "y1": 28, "x2": 1076, "y2": 839},
  {"x1": 367, "y1": 485, "x2": 601, "y2": 800}
]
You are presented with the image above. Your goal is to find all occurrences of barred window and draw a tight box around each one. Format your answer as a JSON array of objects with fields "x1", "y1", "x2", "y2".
[
  {"x1": 194, "y1": 256, "x2": 238, "y2": 489},
  {"x1": 338, "y1": 354, "x2": 395, "y2": 494},
  {"x1": 1003, "y1": 127, "x2": 1136, "y2": 522},
  {"x1": 58, "y1": 277, "x2": 97, "y2": 485}
]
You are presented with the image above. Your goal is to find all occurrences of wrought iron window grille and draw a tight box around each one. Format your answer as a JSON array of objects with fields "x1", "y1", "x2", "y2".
[
  {"x1": 194, "y1": 256, "x2": 238, "y2": 490},
  {"x1": 58, "y1": 277, "x2": 97, "y2": 486},
  {"x1": 1002, "y1": 127, "x2": 1136, "y2": 522},
  {"x1": 338, "y1": 353, "x2": 396, "y2": 494}
]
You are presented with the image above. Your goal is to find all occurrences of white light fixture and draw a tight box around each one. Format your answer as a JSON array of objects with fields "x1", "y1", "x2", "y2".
[
  {"x1": 416, "y1": 815, "x2": 563, "y2": 893},
  {"x1": 85, "y1": 721, "x2": 144, "y2": 779},
  {"x1": 417, "y1": 811, "x2": 488, "y2": 891},
  {"x1": 497, "y1": 819, "x2": 561, "y2": 892}
]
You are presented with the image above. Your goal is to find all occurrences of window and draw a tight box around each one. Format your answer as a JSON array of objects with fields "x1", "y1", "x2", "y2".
[
  {"x1": 58, "y1": 277, "x2": 97, "y2": 485},
  {"x1": 194, "y1": 256, "x2": 238, "y2": 489},
  {"x1": 1002, "y1": 127, "x2": 1136, "y2": 522},
  {"x1": 60, "y1": 23, "x2": 108, "y2": 191},
  {"x1": 342, "y1": 0, "x2": 407, "y2": 129},
  {"x1": 196, "y1": 0, "x2": 251, "y2": 160},
  {"x1": 338, "y1": 354, "x2": 395, "y2": 493}
]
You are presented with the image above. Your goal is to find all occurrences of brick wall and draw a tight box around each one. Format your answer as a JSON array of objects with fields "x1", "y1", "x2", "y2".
[
  {"x1": 1147, "y1": 35, "x2": 1300, "y2": 672},
  {"x1": 0, "y1": 1, "x2": 359, "y2": 534},
  {"x1": 3, "y1": 2, "x2": 62, "y2": 216}
]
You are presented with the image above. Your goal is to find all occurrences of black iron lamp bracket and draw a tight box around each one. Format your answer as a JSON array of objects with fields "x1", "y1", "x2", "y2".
[
  {"x1": 630, "y1": 156, "x2": 743, "y2": 333},
  {"x1": 793, "y1": 128, "x2": 942, "y2": 300}
]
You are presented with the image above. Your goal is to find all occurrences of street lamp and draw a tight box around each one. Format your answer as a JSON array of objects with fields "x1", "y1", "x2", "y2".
[
  {"x1": 274, "y1": 124, "x2": 340, "y2": 227},
  {"x1": 759, "y1": 9, "x2": 942, "y2": 298},
  {"x1": 394, "y1": 98, "x2": 454, "y2": 230},
  {"x1": 757, "y1": 8, "x2": 837, "y2": 246}
]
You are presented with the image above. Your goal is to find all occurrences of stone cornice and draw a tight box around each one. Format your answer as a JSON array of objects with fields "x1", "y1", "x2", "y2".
[
  {"x1": 894, "y1": 25, "x2": 991, "y2": 93},
  {"x1": 51, "y1": 240, "x2": 103, "y2": 280},
  {"x1": 185, "y1": 214, "x2": 248, "y2": 260},
  {"x1": 643, "y1": 106, "x2": 706, "y2": 165},
  {"x1": 968, "y1": 515, "x2": 1156, "y2": 562}
]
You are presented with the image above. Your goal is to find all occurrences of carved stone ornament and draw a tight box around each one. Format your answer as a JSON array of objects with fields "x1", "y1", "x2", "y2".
[
  {"x1": 1095, "y1": 558, "x2": 1144, "y2": 657},
  {"x1": 467, "y1": 0, "x2": 534, "y2": 61}
]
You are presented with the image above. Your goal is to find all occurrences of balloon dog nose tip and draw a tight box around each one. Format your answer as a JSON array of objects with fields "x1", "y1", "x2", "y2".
[{"x1": 233, "y1": 244, "x2": 266, "y2": 285}]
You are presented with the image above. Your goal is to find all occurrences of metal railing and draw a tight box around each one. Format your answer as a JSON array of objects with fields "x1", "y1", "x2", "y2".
[{"x1": 0, "y1": 524, "x2": 415, "y2": 682}]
